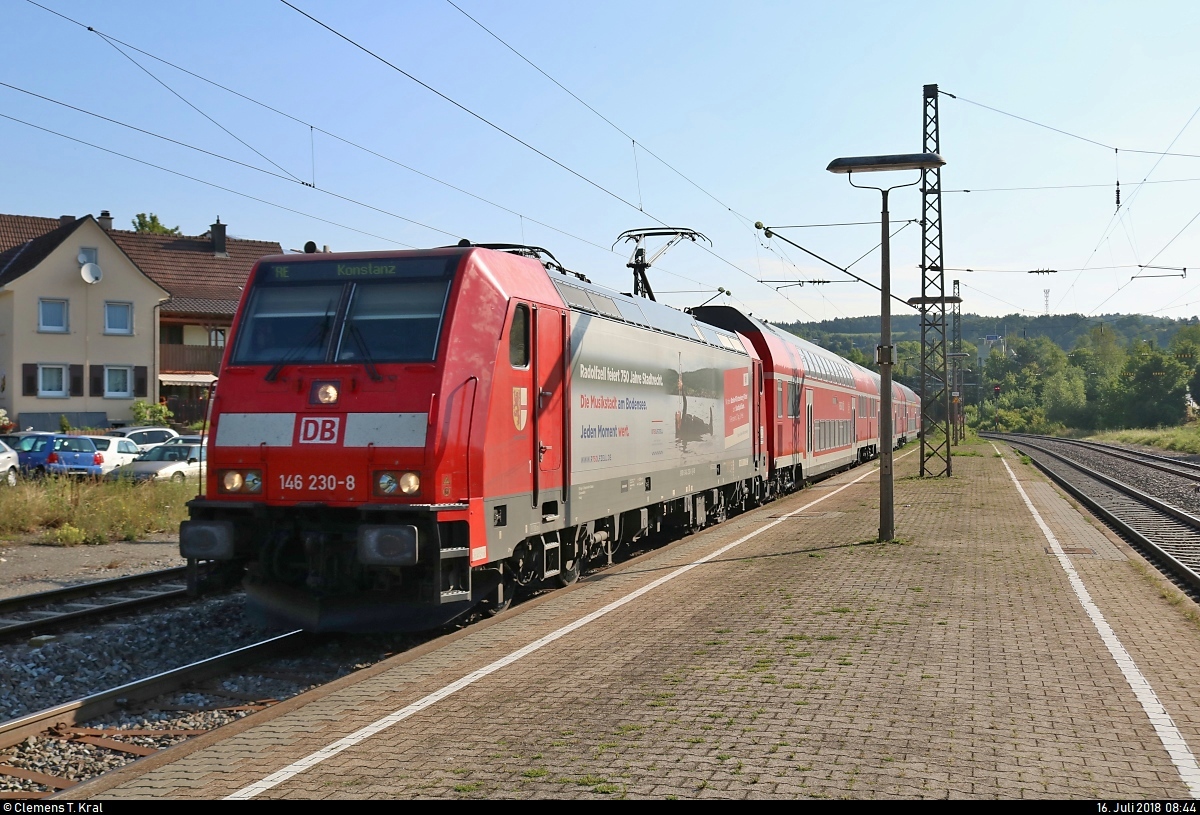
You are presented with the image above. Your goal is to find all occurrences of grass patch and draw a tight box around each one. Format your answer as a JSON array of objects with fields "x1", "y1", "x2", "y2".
[
  {"x1": 1088, "y1": 425, "x2": 1200, "y2": 455},
  {"x1": 1129, "y1": 559, "x2": 1200, "y2": 628},
  {"x1": 0, "y1": 477, "x2": 195, "y2": 545}
]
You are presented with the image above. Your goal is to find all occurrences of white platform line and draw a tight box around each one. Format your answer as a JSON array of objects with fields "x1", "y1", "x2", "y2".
[
  {"x1": 993, "y1": 443, "x2": 1200, "y2": 798},
  {"x1": 227, "y1": 458, "x2": 899, "y2": 799}
]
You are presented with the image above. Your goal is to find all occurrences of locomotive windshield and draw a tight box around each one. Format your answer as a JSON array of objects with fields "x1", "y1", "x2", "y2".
[{"x1": 230, "y1": 255, "x2": 457, "y2": 365}]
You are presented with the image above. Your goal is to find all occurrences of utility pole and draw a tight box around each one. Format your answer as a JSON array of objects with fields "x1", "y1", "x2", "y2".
[
  {"x1": 951, "y1": 279, "x2": 963, "y2": 443},
  {"x1": 916, "y1": 83, "x2": 955, "y2": 476}
]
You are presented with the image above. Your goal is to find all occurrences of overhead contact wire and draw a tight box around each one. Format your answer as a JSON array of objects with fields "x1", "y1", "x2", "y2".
[
  {"x1": 0, "y1": 113, "x2": 420, "y2": 248},
  {"x1": 92, "y1": 31, "x2": 305, "y2": 184}
]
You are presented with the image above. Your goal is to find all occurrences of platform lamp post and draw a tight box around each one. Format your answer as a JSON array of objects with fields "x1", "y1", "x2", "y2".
[{"x1": 826, "y1": 152, "x2": 945, "y2": 542}]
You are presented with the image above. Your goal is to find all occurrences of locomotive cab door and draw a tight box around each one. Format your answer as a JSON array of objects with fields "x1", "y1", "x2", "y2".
[{"x1": 532, "y1": 306, "x2": 564, "y2": 511}]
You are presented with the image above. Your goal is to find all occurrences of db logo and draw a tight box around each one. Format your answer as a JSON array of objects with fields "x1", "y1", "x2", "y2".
[{"x1": 299, "y1": 417, "x2": 340, "y2": 444}]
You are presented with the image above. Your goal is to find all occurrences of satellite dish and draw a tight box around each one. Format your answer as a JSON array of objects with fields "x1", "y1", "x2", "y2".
[
  {"x1": 77, "y1": 252, "x2": 90, "y2": 265},
  {"x1": 80, "y1": 263, "x2": 103, "y2": 284}
]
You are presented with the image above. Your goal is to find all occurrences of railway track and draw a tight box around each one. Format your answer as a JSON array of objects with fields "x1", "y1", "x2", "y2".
[
  {"x1": 0, "y1": 567, "x2": 192, "y2": 641},
  {"x1": 986, "y1": 433, "x2": 1200, "y2": 593},
  {"x1": 0, "y1": 631, "x2": 310, "y2": 798}
]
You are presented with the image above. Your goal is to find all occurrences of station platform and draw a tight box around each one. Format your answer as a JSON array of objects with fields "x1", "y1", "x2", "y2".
[{"x1": 65, "y1": 438, "x2": 1200, "y2": 799}]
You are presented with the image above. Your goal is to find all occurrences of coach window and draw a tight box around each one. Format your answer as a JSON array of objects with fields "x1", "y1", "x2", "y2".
[{"x1": 509, "y1": 304, "x2": 530, "y2": 368}]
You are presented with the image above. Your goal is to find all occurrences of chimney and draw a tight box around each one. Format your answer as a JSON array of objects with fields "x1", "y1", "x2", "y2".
[
  {"x1": 59, "y1": 215, "x2": 74, "y2": 227},
  {"x1": 97, "y1": 210, "x2": 113, "y2": 231},
  {"x1": 211, "y1": 217, "x2": 228, "y2": 257}
]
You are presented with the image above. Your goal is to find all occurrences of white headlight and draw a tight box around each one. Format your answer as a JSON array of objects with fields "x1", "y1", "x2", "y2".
[
  {"x1": 399, "y1": 472, "x2": 420, "y2": 495},
  {"x1": 317, "y1": 383, "x2": 339, "y2": 404}
]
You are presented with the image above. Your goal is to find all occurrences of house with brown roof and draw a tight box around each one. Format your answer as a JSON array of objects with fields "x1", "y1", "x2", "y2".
[
  {"x1": 107, "y1": 218, "x2": 281, "y2": 422},
  {"x1": 0, "y1": 214, "x2": 169, "y2": 430},
  {"x1": 0, "y1": 211, "x2": 281, "y2": 429}
]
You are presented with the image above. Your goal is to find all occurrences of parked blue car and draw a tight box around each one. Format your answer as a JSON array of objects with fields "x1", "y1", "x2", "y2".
[{"x1": 9, "y1": 433, "x2": 104, "y2": 477}]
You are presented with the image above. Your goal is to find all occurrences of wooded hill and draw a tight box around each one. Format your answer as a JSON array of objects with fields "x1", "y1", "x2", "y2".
[
  {"x1": 774, "y1": 313, "x2": 1194, "y2": 357},
  {"x1": 770, "y1": 312, "x2": 1200, "y2": 433}
]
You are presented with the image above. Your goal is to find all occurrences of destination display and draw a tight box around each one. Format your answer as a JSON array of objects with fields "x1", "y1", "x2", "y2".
[{"x1": 256, "y1": 255, "x2": 458, "y2": 284}]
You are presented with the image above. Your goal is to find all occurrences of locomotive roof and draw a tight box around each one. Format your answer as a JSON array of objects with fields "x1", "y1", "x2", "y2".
[{"x1": 547, "y1": 272, "x2": 748, "y2": 354}]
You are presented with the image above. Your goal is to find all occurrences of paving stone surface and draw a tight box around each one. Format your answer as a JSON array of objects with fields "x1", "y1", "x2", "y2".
[{"x1": 66, "y1": 440, "x2": 1200, "y2": 799}]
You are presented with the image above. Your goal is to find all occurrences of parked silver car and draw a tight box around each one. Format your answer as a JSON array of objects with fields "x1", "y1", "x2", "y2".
[
  {"x1": 163, "y1": 434, "x2": 208, "y2": 447},
  {"x1": 105, "y1": 443, "x2": 206, "y2": 483}
]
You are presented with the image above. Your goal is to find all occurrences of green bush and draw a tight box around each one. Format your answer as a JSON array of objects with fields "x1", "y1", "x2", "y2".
[{"x1": 130, "y1": 400, "x2": 174, "y2": 427}]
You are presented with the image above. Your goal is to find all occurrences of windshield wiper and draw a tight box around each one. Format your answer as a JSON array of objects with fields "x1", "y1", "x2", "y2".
[
  {"x1": 265, "y1": 310, "x2": 331, "y2": 382},
  {"x1": 348, "y1": 323, "x2": 383, "y2": 381}
]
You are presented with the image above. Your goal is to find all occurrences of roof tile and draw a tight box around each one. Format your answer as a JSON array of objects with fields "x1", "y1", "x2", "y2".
[{"x1": 0, "y1": 213, "x2": 281, "y2": 315}]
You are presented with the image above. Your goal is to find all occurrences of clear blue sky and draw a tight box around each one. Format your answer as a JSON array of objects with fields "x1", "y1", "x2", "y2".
[{"x1": 5, "y1": 0, "x2": 1200, "y2": 325}]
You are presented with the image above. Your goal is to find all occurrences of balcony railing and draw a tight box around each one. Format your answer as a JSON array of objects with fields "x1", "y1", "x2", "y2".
[{"x1": 160, "y1": 344, "x2": 224, "y2": 374}]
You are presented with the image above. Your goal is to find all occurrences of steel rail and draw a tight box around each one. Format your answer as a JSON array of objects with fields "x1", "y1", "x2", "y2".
[
  {"x1": 0, "y1": 567, "x2": 193, "y2": 640},
  {"x1": 0, "y1": 567, "x2": 189, "y2": 615},
  {"x1": 985, "y1": 433, "x2": 1200, "y2": 593},
  {"x1": 1001, "y1": 432, "x2": 1200, "y2": 483},
  {"x1": 0, "y1": 630, "x2": 308, "y2": 751}
]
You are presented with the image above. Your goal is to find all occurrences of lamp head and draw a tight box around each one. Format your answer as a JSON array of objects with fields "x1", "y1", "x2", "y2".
[{"x1": 827, "y1": 152, "x2": 945, "y2": 174}]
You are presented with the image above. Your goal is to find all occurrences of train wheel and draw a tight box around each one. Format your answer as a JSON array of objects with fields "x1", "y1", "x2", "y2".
[
  {"x1": 482, "y1": 569, "x2": 515, "y2": 617},
  {"x1": 556, "y1": 553, "x2": 581, "y2": 587},
  {"x1": 556, "y1": 525, "x2": 587, "y2": 587}
]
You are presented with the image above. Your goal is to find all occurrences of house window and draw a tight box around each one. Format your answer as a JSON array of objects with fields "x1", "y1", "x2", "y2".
[
  {"x1": 105, "y1": 302, "x2": 133, "y2": 335},
  {"x1": 162, "y1": 324, "x2": 184, "y2": 344},
  {"x1": 209, "y1": 328, "x2": 226, "y2": 347},
  {"x1": 39, "y1": 299, "x2": 68, "y2": 333},
  {"x1": 39, "y1": 365, "x2": 67, "y2": 397},
  {"x1": 105, "y1": 366, "x2": 133, "y2": 398},
  {"x1": 79, "y1": 247, "x2": 98, "y2": 265}
]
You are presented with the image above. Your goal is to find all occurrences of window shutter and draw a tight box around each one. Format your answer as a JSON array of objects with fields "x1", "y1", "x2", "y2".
[
  {"x1": 134, "y1": 366, "x2": 148, "y2": 397},
  {"x1": 69, "y1": 364, "x2": 84, "y2": 397},
  {"x1": 22, "y1": 364, "x2": 37, "y2": 396},
  {"x1": 90, "y1": 365, "x2": 105, "y2": 397}
]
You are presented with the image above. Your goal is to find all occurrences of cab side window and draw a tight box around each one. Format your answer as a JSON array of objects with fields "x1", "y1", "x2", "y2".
[{"x1": 509, "y1": 304, "x2": 530, "y2": 368}]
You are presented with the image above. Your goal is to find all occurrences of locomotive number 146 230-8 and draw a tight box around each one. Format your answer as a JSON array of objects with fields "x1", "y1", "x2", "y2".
[{"x1": 278, "y1": 474, "x2": 356, "y2": 491}]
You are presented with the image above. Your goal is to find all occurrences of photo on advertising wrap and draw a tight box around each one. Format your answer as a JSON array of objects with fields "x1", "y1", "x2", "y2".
[{"x1": 570, "y1": 316, "x2": 751, "y2": 483}]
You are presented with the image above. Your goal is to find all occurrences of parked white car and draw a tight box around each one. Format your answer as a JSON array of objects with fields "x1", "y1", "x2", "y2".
[
  {"x1": 105, "y1": 426, "x2": 179, "y2": 454},
  {"x1": 0, "y1": 439, "x2": 18, "y2": 486},
  {"x1": 84, "y1": 435, "x2": 142, "y2": 474}
]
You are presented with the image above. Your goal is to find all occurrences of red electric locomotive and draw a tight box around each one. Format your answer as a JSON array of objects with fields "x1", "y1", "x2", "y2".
[
  {"x1": 182, "y1": 245, "x2": 769, "y2": 631},
  {"x1": 181, "y1": 243, "x2": 916, "y2": 632}
]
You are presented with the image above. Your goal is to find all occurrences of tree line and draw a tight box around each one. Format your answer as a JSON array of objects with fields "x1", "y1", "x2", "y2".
[{"x1": 777, "y1": 314, "x2": 1200, "y2": 433}]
